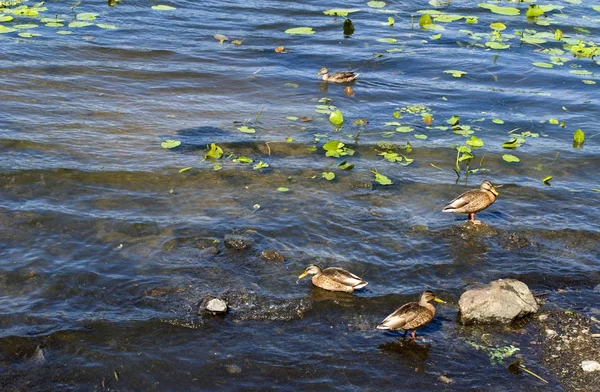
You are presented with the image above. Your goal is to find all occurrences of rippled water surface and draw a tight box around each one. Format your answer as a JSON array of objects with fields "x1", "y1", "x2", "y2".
[{"x1": 1, "y1": 0, "x2": 600, "y2": 390}]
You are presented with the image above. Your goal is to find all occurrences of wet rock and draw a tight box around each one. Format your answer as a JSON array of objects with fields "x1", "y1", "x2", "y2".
[
  {"x1": 503, "y1": 233, "x2": 532, "y2": 251},
  {"x1": 29, "y1": 346, "x2": 46, "y2": 364},
  {"x1": 458, "y1": 279, "x2": 539, "y2": 324},
  {"x1": 225, "y1": 364, "x2": 242, "y2": 375},
  {"x1": 259, "y1": 249, "x2": 284, "y2": 263},
  {"x1": 581, "y1": 360, "x2": 600, "y2": 372},
  {"x1": 199, "y1": 295, "x2": 228, "y2": 315},
  {"x1": 224, "y1": 234, "x2": 253, "y2": 251}
]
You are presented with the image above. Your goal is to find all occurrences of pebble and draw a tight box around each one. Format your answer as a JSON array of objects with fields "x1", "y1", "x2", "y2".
[
  {"x1": 199, "y1": 296, "x2": 228, "y2": 315},
  {"x1": 581, "y1": 360, "x2": 600, "y2": 372}
]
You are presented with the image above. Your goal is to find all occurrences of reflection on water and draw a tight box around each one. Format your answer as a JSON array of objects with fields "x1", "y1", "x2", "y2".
[{"x1": 378, "y1": 339, "x2": 431, "y2": 364}]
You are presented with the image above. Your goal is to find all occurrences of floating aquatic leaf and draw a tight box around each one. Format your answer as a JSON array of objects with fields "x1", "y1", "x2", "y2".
[
  {"x1": 213, "y1": 164, "x2": 222, "y2": 171},
  {"x1": 492, "y1": 119, "x2": 504, "y2": 124},
  {"x1": 214, "y1": 34, "x2": 229, "y2": 44},
  {"x1": 526, "y1": 5, "x2": 544, "y2": 18},
  {"x1": 285, "y1": 137, "x2": 293, "y2": 142},
  {"x1": 285, "y1": 27, "x2": 315, "y2": 35},
  {"x1": 486, "y1": 42, "x2": 510, "y2": 50},
  {"x1": 367, "y1": 1, "x2": 386, "y2": 9},
  {"x1": 582, "y1": 80, "x2": 596, "y2": 85},
  {"x1": 444, "y1": 69, "x2": 467, "y2": 78},
  {"x1": 253, "y1": 160, "x2": 269, "y2": 170},
  {"x1": 284, "y1": 82, "x2": 299, "y2": 88},
  {"x1": 395, "y1": 126, "x2": 414, "y2": 133},
  {"x1": 275, "y1": 46, "x2": 287, "y2": 53},
  {"x1": 423, "y1": 114, "x2": 433, "y2": 125},
  {"x1": 490, "y1": 22, "x2": 506, "y2": 31},
  {"x1": 56, "y1": 30, "x2": 72, "y2": 35},
  {"x1": 0, "y1": 15, "x2": 14, "y2": 22},
  {"x1": 466, "y1": 16, "x2": 478, "y2": 24},
  {"x1": 97, "y1": 24, "x2": 117, "y2": 29},
  {"x1": 179, "y1": 167, "x2": 192, "y2": 173},
  {"x1": 300, "y1": 117, "x2": 312, "y2": 122},
  {"x1": 502, "y1": 138, "x2": 523, "y2": 149},
  {"x1": 502, "y1": 154, "x2": 520, "y2": 163},
  {"x1": 554, "y1": 29, "x2": 562, "y2": 40},
  {"x1": 387, "y1": 17, "x2": 394, "y2": 26},
  {"x1": 0, "y1": 25, "x2": 16, "y2": 34},
  {"x1": 447, "y1": 115, "x2": 460, "y2": 126},
  {"x1": 322, "y1": 172, "x2": 335, "y2": 181},
  {"x1": 532, "y1": 62, "x2": 553, "y2": 68},
  {"x1": 323, "y1": 8, "x2": 360, "y2": 17},
  {"x1": 231, "y1": 39, "x2": 243, "y2": 46},
  {"x1": 353, "y1": 118, "x2": 368, "y2": 126},
  {"x1": 371, "y1": 169, "x2": 393, "y2": 185},
  {"x1": 569, "y1": 70, "x2": 593, "y2": 76},
  {"x1": 377, "y1": 37, "x2": 397, "y2": 43},
  {"x1": 573, "y1": 129, "x2": 585, "y2": 145},
  {"x1": 76, "y1": 12, "x2": 98, "y2": 20},
  {"x1": 14, "y1": 24, "x2": 38, "y2": 29},
  {"x1": 329, "y1": 109, "x2": 344, "y2": 125},
  {"x1": 233, "y1": 155, "x2": 253, "y2": 164},
  {"x1": 323, "y1": 140, "x2": 354, "y2": 157},
  {"x1": 542, "y1": 176, "x2": 552, "y2": 185},
  {"x1": 478, "y1": 4, "x2": 520, "y2": 16},
  {"x1": 161, "y1": 139, "x2": 181, "y2": 149},
  {"x1": 431, "y1": 33, "x2": 441, "y2": 40},
  {"x1": 237, "y1": 126, "x2": 256, "y2": 134},
  {"x1": 593, "y1": 6, "x2": 600, "y2": 12},
  {"x1": 205, "y1": 143, "x2": 223, "y2": 159},
  {"x1": 466, "y1": 136, "x2": 484, "y2": 147},
  {"x1": 385, "y1": 121, "x2": 402, "y2": 127},
  {"x1": 18, "y1": 32, "x2": 41, "y2": 38},
  {"x1": 68, "y1": 21, "x2": 93, "y2": 28},
  {"x1": 419, "y1": 14, "x2": 433, "y2": 27},
  {"x1": 152, "y1": 5, "x2": 176, "y2": 11},
  {"x1": 338, "y1": 160, "x2": 354, "y2": 170},
  {"x1": 277, "y1": 187, "x2": 289, "y2": 192},
  {"x1": 286, "y1": 116, "x2": 298, "y2": 121},
  {"x1": 414, "y1": 134, "x2": 428, "y2": 140}
]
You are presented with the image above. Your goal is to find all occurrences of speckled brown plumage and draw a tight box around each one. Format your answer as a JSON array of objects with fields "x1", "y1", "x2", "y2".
[
  {"x1": 298, "y1": 264, "x2": 367, "y2": 293},
  {"x1": 443, "y1": 180, "x2": 499, "y2": 223},
  {"x1": 316, "y1": 67, "x2": 359, "y2": 84},
  {"x1": 377, "y1": 291, "x2": 443, "y2": 339}
]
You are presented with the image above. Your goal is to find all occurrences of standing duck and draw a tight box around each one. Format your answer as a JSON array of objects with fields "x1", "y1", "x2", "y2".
[
  {"x1": 298, "y1": 264, "x2": 367, "y2": 293},
  {"x1": 377, "y1": 290, "x2": 444, "y2": 339},
  {"x1": 316, "y1": 67, "x2": 359, "y2": 84},
  {"x1": 442, "y1": 180, "x2": 499, "y2": 224}
]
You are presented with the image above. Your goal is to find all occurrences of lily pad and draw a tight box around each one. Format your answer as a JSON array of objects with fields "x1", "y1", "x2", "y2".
[
  {"x1": 277, "y1": 187, "x2": 289, "y2": 192},
  {"x1": 367, "y1": 1, "x2": 386, "y2": 9},
  {"x1": 573, "y1": 129, "x2": 585, "y2": 144},
  {"x1": 322, "y1": 172, "x2": 335, "y2": 181},
  {"x1": 444, "y1": 69, "x2": 467, "y2": 78},
  {"x1": 478, "y1": 4, "x2": 520, "y2": 16},
  {"x1": 329, "y1": 109, "x2": 344, "y2": 125},
  {"x1": 285, "y1": 27, "x2": 315, "y2": 35},
  {"x1": 502, "y1": 154, "x2": 520, "y2": 163},
  {"x1": 237, "y1": 126, "x2": 256, "y2": 134},
  {"x1": 532, "y1": 62, "x2": 553, "y2": 68},
  {"x1": 205, "y1": 143, "x2": 223, "y2": 159},
  {"x1": 323, "y1": 8, "x2": 360, "y2": 17},
  {"x1": 371, "y1": 169, "x2": 393, "y2": 185},
  {"x1": 161, "y1": 140, "x2": 181, "y2": 149},
  {"x1": 152, "y1": 5, "x2": 176, "y2": 11}
]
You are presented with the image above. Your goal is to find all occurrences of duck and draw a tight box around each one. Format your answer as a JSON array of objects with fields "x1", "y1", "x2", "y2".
[
  {"x1": 442, "y1": 180, "x2": 499, "y2": 224},
  {"x1": 377, "y1": 290, "x2": 444, "y2": 339},
  {"x1": 298, "y1": 264, "x2": 368, "y2": 293},
  {"x1": 316, "y1": 67, "x2": 359, "y2": 84}
]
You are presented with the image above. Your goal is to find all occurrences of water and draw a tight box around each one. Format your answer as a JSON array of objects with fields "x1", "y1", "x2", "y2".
[{"x1": 1, "y1": 0, "x2": 599, "y2": 390}]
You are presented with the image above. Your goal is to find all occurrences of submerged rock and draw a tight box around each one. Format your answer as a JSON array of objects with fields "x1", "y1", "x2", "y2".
[
  {"x1": 199, "y1": 295, "x2": 228, "y2": 315},
  {"x1": 458, "y1": 279, "x2": 539, "y2": 324},
  {"x1": 259, "y1": 249, "x2": 284, "y2": 263},
  {"x1": 224, "y1": 234, "x2": 254, "y2": 251}
]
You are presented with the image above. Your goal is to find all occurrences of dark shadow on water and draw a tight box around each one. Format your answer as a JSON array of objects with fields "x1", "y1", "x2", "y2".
[
  {"x1": 378, "y1": 338, "x2": 431, "y2": 363},
  {"x1": 307, "y1": 286, "x2": 358, "y2": 306}
]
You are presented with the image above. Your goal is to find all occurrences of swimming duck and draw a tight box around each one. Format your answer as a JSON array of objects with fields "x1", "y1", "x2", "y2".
[
  {"x1": 316, "y1": 67, "x2": 359, "y2": 84},
  {"x1": 442, "y1": 180, "x2": 499, "y2": 224},
  {"x1": 298, "y1": 264, "x2": 367, "y2": 293},
  {"x1": 377, "y1": 290, "x2": 444, "y2": 339}
]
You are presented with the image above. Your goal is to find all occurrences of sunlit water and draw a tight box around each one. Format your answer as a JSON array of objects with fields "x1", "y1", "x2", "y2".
[{"x1": 1, "y1": 0, "x2": 599, "y2": 390}]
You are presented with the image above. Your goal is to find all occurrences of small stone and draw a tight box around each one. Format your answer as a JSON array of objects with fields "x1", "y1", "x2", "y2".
[
  {"x1": 545, "y1": 328, "x2": 557, "y2": 338},
  {"x1": 438, "y1": 375, "x2": 454, "y2": 384},
  {"x1": 199, "y1": 295, "x2": 228, "y2": 315},
  {"x1": 581, "y1": 360, "x2": 600, "y2": 372},
  {"x1": 260, "y1": 249, "x2": 285, "y2": 263},
  {"x1": 225, "y1": 364, "x2": 242, "y2": 375},
  {"x1": 224, "y1": 234, "x2": 254, "y2": 250}
]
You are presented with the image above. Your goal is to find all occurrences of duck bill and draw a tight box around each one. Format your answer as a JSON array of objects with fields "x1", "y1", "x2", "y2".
[
  {"x1": 490, "y1": 187, "x2": 499, "y2": 196},
  {"x1": 433, "y1": 297, "x2": 446, "y2": 304},
  {"x1": 298, "y1": 272, "x2": 309, "y2": 279}
]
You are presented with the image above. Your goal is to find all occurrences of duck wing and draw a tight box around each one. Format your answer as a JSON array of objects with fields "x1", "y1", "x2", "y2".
[
  {"x1": 443, "y1": 189, "x2": 482, "y2": 211},
  {"x1": 377, "y1": 302, "x2": 421, "y2": 330},
  {"x1": 323, "y1": 267, "x2": 368, "y2": 288}
]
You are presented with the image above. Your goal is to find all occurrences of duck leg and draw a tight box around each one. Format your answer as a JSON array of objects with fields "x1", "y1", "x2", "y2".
[
  {"x1": 468, "y1": 213, "x2": 482, "y2": 225},
  {"x1": 411, "y1": 331, "x2": 416, "y2": 340}
]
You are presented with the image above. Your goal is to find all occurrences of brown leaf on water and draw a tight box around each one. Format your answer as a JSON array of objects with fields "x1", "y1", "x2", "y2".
[
  {"x1": 300, "y1": 117, "x2": 312, "y2": 122},
  {"x1": 344, "y1": 85, "x2": 355, "y2": 97},
  {"x1": 423, "y1": 113, "x2": 433, "y2": 126},
  {"x1": 275, "y1": 46, "x2": 288, "y2": 53}
]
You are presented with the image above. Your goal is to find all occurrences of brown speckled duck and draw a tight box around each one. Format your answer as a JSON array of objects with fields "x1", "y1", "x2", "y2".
[
  {"x1": 442, "y1": 180, "x2": 499, "y2": 224},
  {"x1": 316, "y1": 67, "x2": 359, "y2": 83},
  {"x1": 377, "y1": 290, "x2": 444, "y2": 339},
  {"x1": 298, "y1": 264, "x2": 367, "y2": 293}
]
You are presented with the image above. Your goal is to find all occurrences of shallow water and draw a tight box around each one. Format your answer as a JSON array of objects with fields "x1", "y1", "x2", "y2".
[{"x1": 1, "y1": 0, "x2": 599, "y2": 390}]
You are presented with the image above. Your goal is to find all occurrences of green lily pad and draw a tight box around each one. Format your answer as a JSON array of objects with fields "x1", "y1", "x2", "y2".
[
  {"x1": 532, "y1": 62, "x2": 554, "y2": 68},
  {"x1": 502, "y1": 154, "x2": 520, "y2": 163},
  {"x1": 322, "y1": 172, "x2": 335, "y2": 181},
  {"x1": 329, "y1": 109, "x2": 344, "y2": 125},
  {"x1": 478, "y1": 4, "x2": 520, "y2": 16},
  {"x1": 285, "y1": 27, "x2": 315, "y2": 35},
  {"x1": 14, "y1": 24, "x2": 38, "y2": 29},
  {"x1": 444, "y1": 69, "x2": 467, "y2": 77},
  {"x1": 179, "y1": 167, "x2": 192, "y2": 173},
  {"x1": 414, "y1": 134, "x2": 428, "y2": 140},
  {"x1": 277, "y1": 187, "x2": 289, "y2": 192},
  {"x1": 97, "y1": 24, "x2": 117, "y2": 29},
  {"x1": 371, "y1": 169, "x2": 393, "y2": 185},
  {"x1": 68, "y1": 21, "x2": 93, "y2": 28},
  {"x1": 323, "y1": 8, "x2": 360, "y2": 17},
  {"x1": 152, "y1": 5, "x2": 176, "y2": 11},
  {"x1": 573, "y1": 129, "x2": 585, "y2": 144},
  {"x1": 466, "y1": 136, "x2": 484, "y2": 147},
  {"x1": 486, "y1": 42, "x2": 510, "y2": 49},
  {"x1": 395, "y1": 126, "x2": 414, "y2": 133},
  {"x1": 377, "y1": 37, "x2": 397, "y2": 43},
  {"x1": 76, "y1": 12, "x2": 99, "y2": 20},
  {"x1": 367, "y1": 1, "x2": 386, "y2": 9},
  {"x1": 205, "y1": 143, "x2": 223, "y2": 159},
  {"x1": 492, "y1": 119, "x2": 504, "y2": 124},
  {"x1": 542, "y1": 176, "x2": 552, "y2": 185},
  {"x1": 161, "y1": 139, "x2": 181, "y2": 149}
]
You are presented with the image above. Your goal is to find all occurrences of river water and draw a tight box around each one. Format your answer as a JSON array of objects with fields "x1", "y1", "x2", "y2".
[{"x1": 1, "y1": 0, "x2": 599, "y2": 390}]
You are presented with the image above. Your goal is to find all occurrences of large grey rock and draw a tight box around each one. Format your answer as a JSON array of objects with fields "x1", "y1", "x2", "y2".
[{"x1": 459, "y1": 279, "x2": 539, "y2": 324}]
